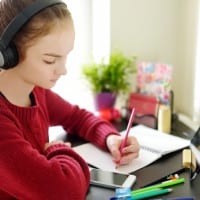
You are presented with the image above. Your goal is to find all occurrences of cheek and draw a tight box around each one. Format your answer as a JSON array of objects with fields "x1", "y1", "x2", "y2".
[
  {"x1": 19, "y1": 59, "x2": 52, "y2": 80},
  {"x1": 27, "y1": 58, "x2": 49, "y2": 73}
]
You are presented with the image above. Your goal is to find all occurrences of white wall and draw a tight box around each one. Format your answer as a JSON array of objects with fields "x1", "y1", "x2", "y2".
[
  {"x1": 175, "y1": 0, "x2": 198, "y2": 119},
  {"x1": 110, "y1": 0, "x2": 199, "y2": 119}
]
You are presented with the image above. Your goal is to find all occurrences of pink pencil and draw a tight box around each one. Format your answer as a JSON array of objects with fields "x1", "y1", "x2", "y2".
[{"x1": 120, "y1": 107, "x2": 136, "y2": 153}]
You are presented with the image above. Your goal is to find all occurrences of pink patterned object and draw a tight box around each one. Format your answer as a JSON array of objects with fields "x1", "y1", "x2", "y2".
[{"x1": 136, "y1": 62, "x2": 173, "y2": 105}]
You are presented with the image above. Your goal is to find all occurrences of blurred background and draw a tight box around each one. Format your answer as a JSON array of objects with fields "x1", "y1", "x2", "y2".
[
  {"x1": 47, "y1": 0, "x2": 199, "y2": 129},
  {"x1": 54, "y1": 0, "x2": 200, "y2": 130}
]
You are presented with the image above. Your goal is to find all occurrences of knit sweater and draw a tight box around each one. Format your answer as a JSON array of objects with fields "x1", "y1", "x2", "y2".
[{"x1": 0, "y1": 87, "x2": 119, "y2": 200}]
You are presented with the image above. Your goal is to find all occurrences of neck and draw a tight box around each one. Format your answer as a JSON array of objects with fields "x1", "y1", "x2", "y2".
[{"x1": 0, "y1": 70, "x2": 34, "y2": 107}]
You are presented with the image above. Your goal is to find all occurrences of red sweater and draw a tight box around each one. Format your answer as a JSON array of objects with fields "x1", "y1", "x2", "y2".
[{"x1": 0, "y1": 87, "x2": 119, "y2": 200}]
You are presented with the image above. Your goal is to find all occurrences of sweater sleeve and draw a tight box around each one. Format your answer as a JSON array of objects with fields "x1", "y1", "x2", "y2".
[
  {"x1": 0, "y1": 108, "x2": 90, "y2": 200},
  {"x1": 44, "y1": 89, "x2": 120, "y2": 150}
]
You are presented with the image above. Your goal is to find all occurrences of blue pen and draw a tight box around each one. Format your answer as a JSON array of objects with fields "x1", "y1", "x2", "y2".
[
  {"x1": 153, "y1": 197, "x2": 195, "y2": 200},
  {"x1": 110, "y1": 196, "x2": 132, "y2": 200}
]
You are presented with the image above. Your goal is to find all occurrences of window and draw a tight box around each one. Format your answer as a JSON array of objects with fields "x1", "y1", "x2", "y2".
[
  {"x1": 52, "y1": 0, "x2": 110, "y2": 111},
  {"x1": 52, "y1": 0, "x2": 94, "y2": 111}
]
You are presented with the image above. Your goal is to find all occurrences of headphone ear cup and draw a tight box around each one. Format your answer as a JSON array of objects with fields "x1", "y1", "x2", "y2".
[{"x1": 0, "y1": 42, "x2": 19, "y2": 70}]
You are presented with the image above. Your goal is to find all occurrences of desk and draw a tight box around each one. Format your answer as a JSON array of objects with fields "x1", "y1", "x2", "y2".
[{"x1": 59, "y1": 117, "x2": 199, "y2": 199}]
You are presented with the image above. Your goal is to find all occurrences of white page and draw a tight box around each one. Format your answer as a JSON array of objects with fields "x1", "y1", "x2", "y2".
[
  {"x1": 73, "y1": 124, "x2": 190, "y2": 173},
  {"x1": 122, "y1": 125, "x2": 190, "y2": 155},
  {"x1": 73, "y1": 143, "x2": 161, "y2": 173}
]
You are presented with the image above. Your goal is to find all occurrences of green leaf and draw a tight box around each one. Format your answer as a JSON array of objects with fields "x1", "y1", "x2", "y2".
[{"x1": 81, "y1": 51, "x2": 137, "y2": 94}]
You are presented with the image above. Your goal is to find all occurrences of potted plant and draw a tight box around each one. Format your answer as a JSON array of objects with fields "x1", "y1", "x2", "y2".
[{"x1": 82, "y1": 51, "x2": 137, "y2": 110}]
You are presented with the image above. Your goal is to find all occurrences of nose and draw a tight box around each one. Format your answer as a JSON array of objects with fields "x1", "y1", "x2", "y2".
[{"x1": 55, "y1": 62, "x2": 67, "y2": 76}]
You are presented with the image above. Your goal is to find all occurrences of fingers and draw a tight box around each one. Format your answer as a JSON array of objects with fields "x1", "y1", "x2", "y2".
[
  {"x1": 108, "y1": 141, "x2": 121, "y2": 162},
  {"x1": 44, "y1": 140, "x2": 71, "y2": 151},
  {"x1": 116, "y1": 143, "x2": 140, "y2": 166},
  {"x1": 118, "y1": 150, "x2": 139, "y2": 165},
  {"x1": 111, "y1": 149, "x2": 121, "y2": 163},
  {"x1": 119, "y1": 136, "x2": 140, "y2": 165},
  {"x1": 121, "y1": 142, "x2": 140, "y2": 155},
  {"x1": 64, "y1": 142, "x2": 71, "y2": 147},
  {"x1": 106, "y1": 134, "x2": 140, "y2": 166},
  {"x1": 106, "y1": 135, "x2": 122, "y2": 161}
]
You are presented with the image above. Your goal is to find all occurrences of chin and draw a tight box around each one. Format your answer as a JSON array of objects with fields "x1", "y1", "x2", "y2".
[
  {"x1": 38, "y1": 81, "x2": 57, "y2": 89},
  {"x1": 40, "y1": 84, "x2": 55, "y2": 89}
]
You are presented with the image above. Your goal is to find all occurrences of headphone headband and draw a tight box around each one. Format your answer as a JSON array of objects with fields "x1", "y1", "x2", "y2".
[
  {"x1": 0, "y1": 0, "x2": 65, "y2": 49},
  {"x1": 0, "y1": 0, "x2": 66, "y2": 69}
]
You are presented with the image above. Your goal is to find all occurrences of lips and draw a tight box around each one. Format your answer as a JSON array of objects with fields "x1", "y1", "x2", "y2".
[{"x1": 50, "y1": 79, "x2": 58, "y2": 83}]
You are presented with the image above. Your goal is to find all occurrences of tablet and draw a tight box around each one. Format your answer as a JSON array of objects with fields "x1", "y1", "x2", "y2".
[{"x1": 190, "y1": 127, "x2": 200, "y2": 165}]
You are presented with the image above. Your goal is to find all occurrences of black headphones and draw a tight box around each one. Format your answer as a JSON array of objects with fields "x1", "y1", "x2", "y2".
[{"x1": 0, "y1": 0, "x2": 65, "y2": 70}]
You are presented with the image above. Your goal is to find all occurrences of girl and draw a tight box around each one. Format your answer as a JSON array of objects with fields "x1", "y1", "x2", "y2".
[{"x1": 0, "y1": 0, "x2": 139, "y2": 199}]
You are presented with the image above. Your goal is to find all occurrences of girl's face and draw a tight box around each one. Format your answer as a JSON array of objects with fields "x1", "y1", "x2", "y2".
[{"x1": 15, "y1": 21, "x2": 75, "y2": 89}]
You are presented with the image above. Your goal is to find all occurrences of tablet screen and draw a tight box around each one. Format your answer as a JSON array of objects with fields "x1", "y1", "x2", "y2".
[{"x1": 190, "y1": 127, "x2": 200, "y2": 165}]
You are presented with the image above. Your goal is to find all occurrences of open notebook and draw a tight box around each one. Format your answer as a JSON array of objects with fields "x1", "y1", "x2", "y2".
[{"x1": 73, "y1": 125, "x2": 190, "y2": 174}]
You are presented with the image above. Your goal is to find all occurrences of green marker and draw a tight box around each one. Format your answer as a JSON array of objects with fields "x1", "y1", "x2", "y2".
[
  {"x1": 132, "y1": 178, "x2": 184, "y2": 195},
  {"x1": 132, "y1": 188, "x2": 173, "y2": 200}
]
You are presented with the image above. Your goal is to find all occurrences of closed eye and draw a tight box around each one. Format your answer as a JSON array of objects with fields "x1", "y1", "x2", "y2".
[{"x1": 43, "y1": 60, "x2": 56, "y2": 65}]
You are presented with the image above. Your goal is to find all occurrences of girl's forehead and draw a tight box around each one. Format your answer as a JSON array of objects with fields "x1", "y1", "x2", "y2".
[{"x1": 27, "y1": 25, "x2": 75, "y2": 56}]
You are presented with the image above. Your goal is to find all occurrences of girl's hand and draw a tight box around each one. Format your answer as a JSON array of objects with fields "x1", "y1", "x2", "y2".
[
  {"x1": 44, "y1": 140, "x2": 71, "y2": 151},
  {"x1": 106, "y1": 134, "x2": 140, "y2": 166}
]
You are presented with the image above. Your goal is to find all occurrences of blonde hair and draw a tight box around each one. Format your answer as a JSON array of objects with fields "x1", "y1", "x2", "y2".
[{"x1": 0, "y1": 0, "x2": 72, "y2": 61}]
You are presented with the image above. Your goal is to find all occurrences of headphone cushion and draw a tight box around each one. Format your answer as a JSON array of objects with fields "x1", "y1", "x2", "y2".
[{"x1": 0, "y1": 42, "x2": 19, "y2": 69}]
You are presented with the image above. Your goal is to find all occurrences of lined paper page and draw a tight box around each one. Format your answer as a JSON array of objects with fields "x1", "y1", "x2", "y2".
[
  {"x1": 73, "y1": 143, "x2": 161, "y2": 173},
  {"x1": 73, "y1": 125, "x2": 190, "y2": 173},
  {"x1": 123, "y1": 125, "x2": 190, "y2": 155}
]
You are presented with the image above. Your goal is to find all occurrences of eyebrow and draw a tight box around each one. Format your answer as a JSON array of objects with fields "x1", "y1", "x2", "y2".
[{"x1": 43, "y1": 53, "x2": 62, "y2": 58}]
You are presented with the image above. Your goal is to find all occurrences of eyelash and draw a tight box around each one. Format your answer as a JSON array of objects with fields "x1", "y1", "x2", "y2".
[{"x1": 43, "y1": 60, "x2": 56, "y2": 65}]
